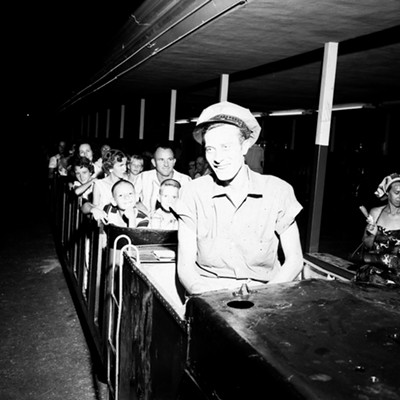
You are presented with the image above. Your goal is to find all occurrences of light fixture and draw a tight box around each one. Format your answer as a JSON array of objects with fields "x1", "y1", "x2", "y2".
[
  {"x1": 269, "y1": 109, "x2": 305, "y2": 116},
  {"x1": 252, "y1": 112, "x2": 268, "y2": 118},
  {"x1": 175, "y1": 118, "x2": 191, "y2": 124},
  {"x1": 331, "y1": 103, "x2": 373, "y2": 111}
]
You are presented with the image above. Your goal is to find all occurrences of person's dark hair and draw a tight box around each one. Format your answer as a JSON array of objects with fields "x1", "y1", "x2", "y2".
[
  {"x1": 102, "y1": 149, "x2": 127, "y2": 173},
  {"x1": 72, "y1": 156, "x2": 94, "y2": 175},
  {"x1": 153, "y1": 143, "x2": 175, "y2": 158}
]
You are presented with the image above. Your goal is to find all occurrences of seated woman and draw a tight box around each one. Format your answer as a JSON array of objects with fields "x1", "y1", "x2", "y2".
[{"x1": 355, "y1": 172, "x2": 400, "y2": 286}]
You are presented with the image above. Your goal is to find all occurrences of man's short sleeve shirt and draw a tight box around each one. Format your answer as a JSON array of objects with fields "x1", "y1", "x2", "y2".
[{"x1": 177, "y1": 166, "x2": 302, "y2": 281}]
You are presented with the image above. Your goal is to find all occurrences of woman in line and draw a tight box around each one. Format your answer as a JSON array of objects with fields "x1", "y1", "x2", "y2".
[
  {"x1": 82, "y1": 149, "x2": 147, "y2": 222},
  {"x1": 355, "y1": 172, "x2": 400, "y2": 286}
]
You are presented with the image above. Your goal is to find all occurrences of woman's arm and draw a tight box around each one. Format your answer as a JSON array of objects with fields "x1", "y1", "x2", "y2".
[
  {"x1": 75, "y1": 179, "x2": 95, "y2": 197},
  {"x1": 362, "y1": 207, "x2": 381, "y2": 249},
  {"x1": 268, "y1": 222, "x2": 303, "y2": 284}
]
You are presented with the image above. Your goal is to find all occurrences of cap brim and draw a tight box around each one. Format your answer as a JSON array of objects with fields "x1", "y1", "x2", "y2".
[{"x1": 193, "y1": 119, "x2": 247, "y2": 144}]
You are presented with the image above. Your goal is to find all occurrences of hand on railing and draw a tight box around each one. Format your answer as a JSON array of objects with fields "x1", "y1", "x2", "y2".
[{"x1": 91, "y1": 206, "x2": 108, "y2": 224}]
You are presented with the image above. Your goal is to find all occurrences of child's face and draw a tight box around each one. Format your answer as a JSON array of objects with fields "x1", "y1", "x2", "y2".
[
  {"x1": 74, "y1": 166, "x2": 92, "y2": 184},
  {"x1": 130, "y1": 159, "x2": 144, "y2": 175},
  {"x1": 113, "y1": 182, "x2": 136, "y2": 211},
  {"x1": 159, "y1": 186, "x2": 179, "y2": 212}
]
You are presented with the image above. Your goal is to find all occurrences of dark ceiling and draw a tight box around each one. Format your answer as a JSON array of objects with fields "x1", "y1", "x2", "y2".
[
  {"x1": 12, "y1": 0, "x2": 400, "y2": 120},
  {"x1": 60, "y1": 0, "x2": 400, "y2": 119}
]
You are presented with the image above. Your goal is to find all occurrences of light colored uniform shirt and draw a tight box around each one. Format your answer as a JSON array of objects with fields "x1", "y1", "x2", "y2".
[
  {"x1": 177, "y1": 166, "x2": 302, "y2": 282},
  {"x1": 134, "y1": 169, "x2": 191, "y2": 212},
  {"x1": 245, "y1": 144, "x2": 264, "y2": 174}
]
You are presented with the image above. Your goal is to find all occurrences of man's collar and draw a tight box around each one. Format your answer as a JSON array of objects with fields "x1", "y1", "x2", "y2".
[{"x1": 212, "y1": 165, "x2": 263, "y2": 198}]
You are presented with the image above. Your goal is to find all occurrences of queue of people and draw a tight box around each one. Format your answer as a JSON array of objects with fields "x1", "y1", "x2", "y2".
[{"x1": 47, "y1": 100, "x2": 400, "y2": 297}]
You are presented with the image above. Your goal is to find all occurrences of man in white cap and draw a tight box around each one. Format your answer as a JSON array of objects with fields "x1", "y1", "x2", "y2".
[{"x1": 176, "y1": 101, "x2": 303, "y2": 295}]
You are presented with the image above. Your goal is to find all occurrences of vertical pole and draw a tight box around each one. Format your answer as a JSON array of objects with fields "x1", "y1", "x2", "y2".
[
  {"x1": 106, "y1": 109, "x2": 110, "y2": 139},
  {"x1": 169, "y1": 90, "x2": 177, "y2": 142},
  {"x1": 139, "y1": 99, "x2": 145, "y2": 140},
  {"x1": 382, "y1": 113, "x2": 390, "y2": 155},
  {"x1": 306, "y1": 42, "x2": 338, "y2": 253},
  {"x1": 95, "y1": 112, "x2": 99, "y2": 138},
  {"x1": 87, "y1": 114, "x2": 91, "y2": 137},
  {"x1": 120, "y1": 105, "x2": 125, "y2": 139},
  {"x1": 329, "y1": 115, "x2": 336, "y2": 152},
  {"x1": 219, "y1": 74, "x2": 229, "y2": 101},
  {"x1": 290, "y1": 119, "x2": 296, "y2": 150},
  {"x1": 80, "y1": 115, "x2": 84, "y2": 137}
]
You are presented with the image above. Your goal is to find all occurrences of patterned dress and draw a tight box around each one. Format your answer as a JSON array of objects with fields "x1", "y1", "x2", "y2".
[{"x1": 355, "y1": 223, "x2": 400, "y2": 287}]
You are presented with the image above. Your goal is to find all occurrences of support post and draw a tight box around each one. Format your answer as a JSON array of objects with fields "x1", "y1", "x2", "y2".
[
  {"x1": 219, "y1": 74, "x2": 229, "y2": 101},
  {"x1": 106, "y1": 109, "x2": 110, "y2": 139},
  {"x1": 139, "y1": 99, "x2": 145, "y2": 140},
  {"x1": 119, "y1": 105, "x2": 126, "y2": 139},
  {"x1": 95, "y1": 112, "x2": 99, "y2": 138},
  {"x1": 169, "y1": 90, "x2": 177, "y2": 141},
  {"x1": 306, "y1": 42, "x2": 338, "y2": 253}
]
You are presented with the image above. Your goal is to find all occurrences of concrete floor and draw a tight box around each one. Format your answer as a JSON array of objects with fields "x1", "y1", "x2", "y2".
[{"x1": 0, "y1": 176, "x2": 107, "y2": 400}]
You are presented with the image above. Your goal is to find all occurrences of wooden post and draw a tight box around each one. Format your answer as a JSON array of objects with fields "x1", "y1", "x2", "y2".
[
  {"x1": 119, "y1": 104, "x2": 126, "y2": 139},
  {"x1": 306, "y1": 42, "x2": 338, "y2": 253},
  {"x1": 106, "y1": 109, "x2": 110, "y2": 139},
  {"x1": 95, "y1": 112, "x2": 99, "y2": 138},
  {"x1": 139, "y1": 99, "x2": 145, "y2": 140},
  {"x1": 219, "y1": 74, "x2": 229, "y2": 101},
  {"x1": 290, "y1": 119, "x2": 296, "y2": 150},
  {"x1": 169, "y1": 90, "x2": 177, "y2": 141}
]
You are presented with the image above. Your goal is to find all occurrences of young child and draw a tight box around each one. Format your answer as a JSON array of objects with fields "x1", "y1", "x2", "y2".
[
  {"x1": 104, "y1": 179, "x2": 149, "y2": 228},
  {"x1": 70, "y1": 156, "x2": 96, "y2": 202},
  {"x1": 149, "y1": 179, "x2": 181, "y2": 230},
  {"x1": 125, "y1": 154, "x2": 144, "y2": 184}
]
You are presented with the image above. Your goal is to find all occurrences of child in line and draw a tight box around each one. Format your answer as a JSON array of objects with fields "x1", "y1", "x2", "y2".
[
  {"x1": 104, "y1": 180, "x2": 149, "y2": 228},
  {"x1": 70, "y1": 156, "x2": 96, "y2": 202},
  {"x1": 125, "y1": 154, "x2": 144, "y2": 184},
  {"x1": 149, "y1": 179, "x2": 181, "y2": 230}
]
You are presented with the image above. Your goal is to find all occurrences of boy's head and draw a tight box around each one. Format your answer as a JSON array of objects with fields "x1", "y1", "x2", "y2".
[
  {"x1": 159, "y1": 179, "x2": 181, "y2": 212},
  {"x1": 111, "y1": 180, "x2": 137, "y2": 211},
  {"x1": 129, "y1": 154, "x2": 144, "y2": 175},
  {"x1": 73, "y1": 156, "x2": 94, "y2": 184}
]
